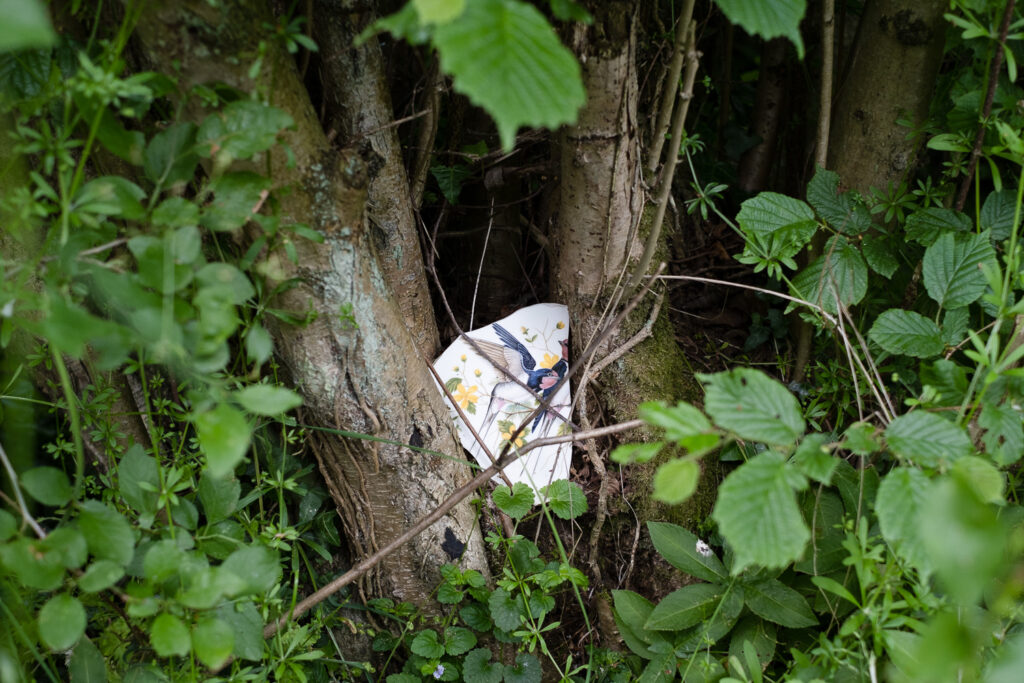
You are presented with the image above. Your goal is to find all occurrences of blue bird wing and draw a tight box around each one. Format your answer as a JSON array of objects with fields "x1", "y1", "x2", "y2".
[{"x1": 492, "y1": 323, "x2": 536, "y2": 371}]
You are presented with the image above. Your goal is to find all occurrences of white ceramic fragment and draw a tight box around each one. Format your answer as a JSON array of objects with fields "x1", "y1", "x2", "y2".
[{"x1": 433, "y1": 303, "x2": 571, "y2": 494}]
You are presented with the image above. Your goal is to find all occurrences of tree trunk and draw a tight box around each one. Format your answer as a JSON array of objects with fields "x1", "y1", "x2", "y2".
[
  {"x1": 828, "y1": 0, "x2": 948, "y2": 193},
  {"x1": 131, "y1": 0, "x2": 486, "y2": 605}
]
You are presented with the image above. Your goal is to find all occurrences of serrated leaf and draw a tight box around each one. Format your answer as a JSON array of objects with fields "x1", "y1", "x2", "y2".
[
  {"x1": 78, "y1": 500, "x2": 135, "y2": 566},
  {"x1": 743, "y1": 579, "x2": 817, "y2": 628},
  {"x1": 712, "y1": 452, "x2": 809, "y2": 572},
  {"x1": 38, "y1": 594, "x2": 86, "y2": 651},
  {"x1": 463, "y1": 647, "x2": 504, "y2": 683},
  {"x1": 700, "y1": 368, "x2": 804, "y2": 446},
  {"x1": 862, "y1": 234, "x2": 899, "y2": 278},
  {"x1": 638, "y1": 401, "x2": 712, "y2": 440},
  {"x1": 979, "y1": 399, "x2": 1024, "y2": 466},
  {"x1": 792, "y1": 433, "x2": 837, "y2": 485},
  {"x1": 504, "y1": 653, "x2": 542, "y2": 683},
  {"x1": 432, "y1": 0, "x2": 585, "y2": 150},
  {"x1": 885, "y1": 412, "x2": 971, "y2": 468},
  {"x1": 488, "y1": 587, "x2": 523, "y2": 631},
  {"x1": 952, "y1": 456, "x2": 1004, "y2": 504},
  {"x1": 198, "y1": 473, "x2": 240, "y2": 524},
  {"x1": 444, "y1": 626, "x2": 477, "y2": 655},
  {"x1": 647, "y1": 521, "x2": 727, "y2": 582},
  {"x1": 195, "y1": 402, "x2": 251, "y2": 479},
  {"x1": 923, "y1": 231, "x2": 996, "y2": 309},
  {"x1": 150, "y1": 613, "x2": 191, "y2": 657},
  {"x1": 980, "y1": 189, "x2": 1017, "y2": 241},
  {"x1": 411, "y1": 629, "x2": 445, "y2": 658},
  {"x1": 20, "y1": 466, "x2": 72, "y2": 506},
  {"x1": 789, "y1": 236, "x2": 867, "y2": 315},
  {"x1": 653, "y1": 459, "x2": 700, "y2": 504},
  {"x1": 645, "y1": 583, "x2": 723, "y2": 631},
  {"x1": 214, "y1": 600, "x2": 264, "y2": 661},
  {"x1": 868, "y1": 309, "x2": 944, "y2": 358},
  {"x1": 737, "y1": 192, "x2": 817, "y2": 238},
  {"x1": 714, "y1": 0, "x2": 806, "y2": 58},
  {"x1": 540, "y1": 479, "x2": 587, "y2": 519},
  {"x1": 492, "y1": 482, "x2": 534, "y2": 518},
  {"x1": 905, "y1": 207, "x2": 971, "y2": 247},
  {"x1": 806, "y1": 167, "x2": 871, "y2": 234}
]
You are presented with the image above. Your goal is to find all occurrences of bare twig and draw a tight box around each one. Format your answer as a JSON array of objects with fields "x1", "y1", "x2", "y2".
[
  {"x1": 647, "y1": 0, "x2": 697, "y2": 174},
  {"x1": 411, "y1": 60, "x2": 442, "y2": 210},
  {"x1": 955, "y1": 0, "x2": 1016, "y2": 211},
  {"x1": 0, "y1": 440, "x2": 46, "y2": 538}
]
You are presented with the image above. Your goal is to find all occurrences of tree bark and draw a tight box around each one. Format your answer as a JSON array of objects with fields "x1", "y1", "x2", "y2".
[
  {"x1": 131, "y1": 0, "x2": 486, "y2": 605},
  {"x1": 827, "y1": 0, "x2": 948, "y2": 193}
]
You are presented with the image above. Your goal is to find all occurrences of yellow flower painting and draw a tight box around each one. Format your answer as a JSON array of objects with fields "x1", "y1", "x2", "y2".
[{"x1": 452, "y1": 382, "x2": 479, "y2": 411}]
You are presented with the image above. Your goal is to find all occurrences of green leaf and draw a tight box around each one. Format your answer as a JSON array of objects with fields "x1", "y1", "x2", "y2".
[
  {"x1": 0, "y1": 509, "x2": 15, "y2": 542},
  {"x1": 195, "y1": 263, "x2": 256, "y2": 304},
  {"x1": 245, "y1": 324, "x2": 274, "y2": 365},
  {"x1": 118, "y1": 445, "x2": 160, "y2": 517},
  {"x1": 444, "y1": 626, "x2": 477, "y2": 656},
  {"x1": 675, "y1": 589, "x2": 744, "y2": 652},
  {"x1": 492, "y1": 482, "x2": 534, "y2": 518},
  {"x1": 198, "y1": 473, "x2": 241, "y2": 524},
  {"x1": 639, "y1": 401, "x2": 712, "y2": 440},
  {"x1": 78, "y1": 500, "x2": 135, "y2": 566},
  {"x1": 789, "y1": 236, "x2": 868, "y2": 315},
  {"x1": 540, "y1": 479, "x2": 587, "y2": 519},
  {"x1": 868, "y1": 309, "x2": 944, "y2": 358},
  {"x1": 0, "y1": 0, "x2": 56, "y2": 51},
  {"x1": 152, "y1": 197, "x2": 200, "y2": 228},
  {"x1": 411, "y1": 629, "x2": 445, "y2": 658},
  {"x1": 728, "y1": 617, "x2": 776, "y2": 678},
  {"x1": 793, "y1": 490, "x2": 845, "y2": 575},
  {"x1": 201, "y1": 171, "x2": 269, "y2": 232},
  {"x1": 806, "y1": 167, "x2": 871, "y2": 234},
  {"x1": 77, "y1": 560, "x2": 125, "y2": 593},
  {"x1": 737, "y1": 192, "x2": 817, "y2": 239},
  {"x1": 700, "y1": 368, "x2": 804, "y2": 446},
  {"x1": 952, "y1": 456, "x2": 1004, "y2": 504},
  {"x1": 0, "y1": 538, "x2": 65, "y2": 589},
  {"x1": 38, "y1": 593, "x2": 86, "y2": 651},
  {"x1": 504, "y1": 653, "x2": 542, "y2": 683},
  {"x1": 979, "y1": 399, "x2": 1024, "y2": 466},
  {"x1": 712, "y1": 452, "x2": 809, "y2": 572},
  {"x1": 20, "y1": 466, "x2": 72, "y2": 506},
  {"x1": 45, "y1": 526, "x2": 87, "y2": 569},
  {"x1": 192, "y1": 617, "x2": 234, "y2": 669},
  {"x1": 463, "y1": 648, "x2": 504, "y2": 683},
  {"x1": 143, "y1": 539, "x2": 187, "y2": 583},
  {"x1": 742, "y1": 579, "x2": 817, "y2": 628},
  {"x1": 144, "y1": 122, "x2": 198, "y2": 186},
  {"x1": 234, "y1": 384, "x2": 303, "y2": 416},
  {"x1": 876, "y1": 467, "x2": 932, "y2": 575},
  {"x1": 214, "y1": 600, "x2": 264, "y2": 661},
  {"x1": 791, "y1": 433, "x2": 837, "y2": 485},
  {"x1": 195, "y1": 402, "x2": 251, "y2": 478},
  {"x1": 862, "y1": 234, "x2": 899, "y2": 278},
  {"x1": 611, "y1": 441, "x2": 665, "y2": 464},
  {"x1": 644, "y1": 583, "x2": 723, "y2": 631},
  {"x1": 905, "y1": 207, "x2": 971, "y2": 247},
  {"x1": 150, "y1": 613, "x2": 191, "y2": 657},
  {"x1": 431, "y1": 0, "x2": 585, "y2": 150},
  {"x1": 460, "y1": 603, "x2": 493, "y2": 632},
  {"x1": 647, "y1": 522, "x2": 726, "y2": 582},
  {"x1": 652, "y1": 459, "x2": 700, "y2": 504},
  {"x1": 197, "y1": 100, "x2": 293, "y2": 160},
  {"x1": 221, "y1": 545, "x2": 281, "y2": 595},
  {"x1": 980, "y1": 189, "x2": 1017, "y2": 241},
  {"x1": 488, "y1": 587, "x2": 524, "y2": 631},
  {"x1": 430, "y1": 163, "x2": 472, "y2": 204},
  {"x1": 885, "y1": 412, "x2": 971, "y2": 468},
  {"x1": 74, "y1": 176, "x2": 146, "y2": 220},
  {"x1": 922, "y1": 231, "x2": 996, "y2": 309},
  {"x1": 612, "y1": 590, "x2": 662, "y2": 659},
  {"x1": 714, "y1": 0, "x2": 806, "y2": 58},
  {"x1": 69, "y1": 638, "x2": 107, "y2": 683},
  {"x1": 414, "y1": 0, "x2": 466, "y2": 23}
]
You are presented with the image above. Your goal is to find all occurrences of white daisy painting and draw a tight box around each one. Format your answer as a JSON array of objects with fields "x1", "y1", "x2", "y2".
[{"x1": 433, "y1": 303, "x2": 571, "y2": 493}]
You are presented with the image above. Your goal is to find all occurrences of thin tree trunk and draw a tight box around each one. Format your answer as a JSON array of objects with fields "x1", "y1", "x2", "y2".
[{"x1": 131, "y1": 0, "x2": 486, "y2": 604}]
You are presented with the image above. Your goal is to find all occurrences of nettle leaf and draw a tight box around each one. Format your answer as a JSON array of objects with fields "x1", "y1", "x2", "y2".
[
  {"x1": 714, "y1": 0, "x2": 806, "y2": 58},
  {"x1": 540, "y1": 479, "x2": 587, "y2": 519},
  {"x1": 234, "y1": 384, "x2": 303, "y2": 416},
  {"x1": 885, "y1": 412, "x2": 972, "y2": 468},
  {"x1": 20, "y1": 466, "x2": 72, "y2": 506},
  {"x1": 492, "y1": 482, "x2": 534, "y2": 518},
  {"x1": 38, "y1": 593, "x2": 86, "y2": 651},
  {"x1": 806, "y1": 166, "x2": 871, "y2": 234},
  {"x1": 712, "y1": 452, "x2": 809, "y2": 572},
  {"x1": 868, "y1": 309, "x2": 944, "y2": 358},
  {"x1": 645, "y1": 583, "x2": 723, "y2": 631},
  {"x1": 431, "y1": 0, "x2": 585, "y2": 150},
  {"x1": 789, "y1": 236, "x2": 867, "y2": 315},
  {"x1": 196, "y1": 100, "x2": 294, "y2": 160},
  {"x1": 653, "y1": 459, "x2": 700, "y2": 504},
  {"x1": 737, "y1": 192, "x2": 817, "y2": 239},
  {"x1": 195, "y1": 402, "x2": 251, "y2": 478},
  {"x1": 647, "y1": 521, "x2": 727, "y2": 583},
  {"x1": 905, "y1": 207, "x2": 971, "y2": 247},
  {"x1": 980, "y1": 189, "x2": 1017, "y2": 241},
  {"x1": 861, "y1": 234, "x2": 899, "y2": 278},
  {"x1": 922, "y1": 231, "x2": 996, "y2": 309},
  {"x1": 699, "y1": 368, "x2": 804, "y2": 446},
  {"x1": 430, "y1": 163, "x2": 472, "y2": 204},
  {"x1": 742, "y1": 579, "x2": 817, "y2": 628}
]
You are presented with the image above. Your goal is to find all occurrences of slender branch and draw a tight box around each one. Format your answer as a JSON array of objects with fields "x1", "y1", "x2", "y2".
[
  {"x1": 955, "y1": 0, "x2": 1016, "y2": 211},
  {"x1": 0, "y1": 440, "x2": 46, "y2": 538},
  {"x1": 646, "y1": 0, "x2": 697, "y2": 174},
  {"x1": 411, "y1": 59, "x2": 441, "y2": 209}
]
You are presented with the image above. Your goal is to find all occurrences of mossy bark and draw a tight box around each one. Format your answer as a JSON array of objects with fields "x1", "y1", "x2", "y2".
[{"x1": 131, "y1": 0, "x2": 487, "y2": 605}]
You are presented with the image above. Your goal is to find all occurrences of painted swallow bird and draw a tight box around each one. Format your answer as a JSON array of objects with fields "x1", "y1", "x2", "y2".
[
  {"x1": 472, "y1": 323, "x2": 557, "y2": 434},
  {"x1": 533, "y1": 338, "x2": 568, "y2": 431}
]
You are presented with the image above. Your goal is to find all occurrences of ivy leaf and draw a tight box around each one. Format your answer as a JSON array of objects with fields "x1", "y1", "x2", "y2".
[
  {"x1": 923, "y1": 231, "x2": 996, "y2": 310},
  {"x1": 885, "y1": 412, "x2": 972, "y2": 468},
  {"x1": 647, "y1": 521, "x2": 727, "y2": 582},
  {"x1": 699, "y1": 368, "x2": 804, "y2": 446},
  {"x1": 492, "y1": 482, "x2": 534, "y2": 518},
  {"x1": 430, "y1": 163, "x2": 472, "y2": 204},
  {"x1": 714, "y1": 0, "x2": 806, "y2": 58},
  {"x1": 712, "y1": 452, "x2": 809, "y2": 572},
  {"x1": 195, "y1": 402, "x2": 251, "y2": 479},
  {"x1": 38, "y1": 594, "x2": 86, "y2": 651},
  {"x1": 652, "y1": 459, "x2": 700, "y2": 504},
  {"x1": 431, "y1": 0, "x2": 585, "y2": 150},
  {"x1": 540, "y1": 479, "x2": 587, "y2": 519},
  {"x1": 868, "y1": 309, "x2": 944, "y2": 358},
  {"x1": 742, "y1": 579, "x2": 817, "y2": 628},
  {"x1": 789, "y1": 236, "x2": 868, "y2": 315}
]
